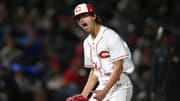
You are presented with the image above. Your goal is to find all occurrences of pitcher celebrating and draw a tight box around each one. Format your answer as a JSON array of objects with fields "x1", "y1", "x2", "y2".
[{"x1": 67, "y1": 1, "x2": 135, "y2": 101}]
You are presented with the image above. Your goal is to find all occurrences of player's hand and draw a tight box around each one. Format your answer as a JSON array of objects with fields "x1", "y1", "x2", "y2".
[
  {"x1": 91, "y1": 90, "x2": 107, "y2": 101},
  {"x1": 66, "y1": 94, "x2": 88, "y2": 101}
]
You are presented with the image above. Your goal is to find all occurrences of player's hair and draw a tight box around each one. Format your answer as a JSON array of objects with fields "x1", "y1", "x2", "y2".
[{"x1": 89, "y1": 13, "x2": 101, "y2": 24}]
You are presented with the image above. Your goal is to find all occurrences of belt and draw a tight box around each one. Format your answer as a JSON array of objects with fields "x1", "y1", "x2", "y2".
[{"x1": 104, "y1": 72, "x2": 120, "y2": 81}]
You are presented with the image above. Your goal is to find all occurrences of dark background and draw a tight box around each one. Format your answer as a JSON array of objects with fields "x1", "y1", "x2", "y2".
[{"x1": 0, "y1": 0, "x2": 180, "y2": 101}]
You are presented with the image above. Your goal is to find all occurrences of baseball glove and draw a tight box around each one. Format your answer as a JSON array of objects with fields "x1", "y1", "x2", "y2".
[{"x1": 66, "y1": 94, "x2": 88, "y2": 101}]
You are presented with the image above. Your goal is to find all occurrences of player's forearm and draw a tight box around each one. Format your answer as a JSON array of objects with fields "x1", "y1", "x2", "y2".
[
  {"x1": 103, "y1": 60, "x2": 123, "y2": 94},
  {"x1": 82, "y1": 68, "x2": 98, "y2": 97}
]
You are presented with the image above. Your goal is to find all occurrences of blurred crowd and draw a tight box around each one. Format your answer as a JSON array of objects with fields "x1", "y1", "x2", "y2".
[{"x1": 0, "y1": 0, "x2": 180, "y2": 101}]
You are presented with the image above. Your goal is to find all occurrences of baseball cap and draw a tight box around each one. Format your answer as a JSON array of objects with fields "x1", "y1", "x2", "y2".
[{"x1": 72, "y1": 3, "x2": 95, "y2": 20}]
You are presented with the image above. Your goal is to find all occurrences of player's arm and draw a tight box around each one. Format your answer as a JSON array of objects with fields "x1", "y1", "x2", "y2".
[
  {"x1": 103, "y1": 60, "x2": 123, "y2": 93},
  {"x1": 81, "y1": 68, "x2": 98, "y2": 97},
  {"x1": 102, "y1": 32, "x2": 125, "y2": 93},
  {"x1": 92, "y1": 60, "x2": 123, "y2": 100}
]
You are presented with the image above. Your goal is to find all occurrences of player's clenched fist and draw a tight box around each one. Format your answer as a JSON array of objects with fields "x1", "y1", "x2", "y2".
[
  {"x1": 91, "y1": 90, "x2": 107, "y2": 101},
  {"x1": 66, "y1": 94, "x2": 88, "y2": 101}
]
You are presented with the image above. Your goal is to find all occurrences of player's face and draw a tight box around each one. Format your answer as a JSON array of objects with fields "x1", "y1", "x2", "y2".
[{"x1": 76, "y1": 13, "x2": 96, "y2": 33}]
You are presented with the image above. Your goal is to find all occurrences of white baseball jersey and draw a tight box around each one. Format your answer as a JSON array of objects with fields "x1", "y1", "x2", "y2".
[{"x1": 83, "y1": 25, "x2": 135, "y2": 101}]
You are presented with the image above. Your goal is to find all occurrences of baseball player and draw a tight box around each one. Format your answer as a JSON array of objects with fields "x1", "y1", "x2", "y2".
[{"x1": 67, "y1": 1, "x2": 135, "y2": 101}]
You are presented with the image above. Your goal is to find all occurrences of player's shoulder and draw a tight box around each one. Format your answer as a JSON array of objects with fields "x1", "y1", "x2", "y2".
[{"x1": 102, "y1": 26, "x2": 121, "y2": 40}]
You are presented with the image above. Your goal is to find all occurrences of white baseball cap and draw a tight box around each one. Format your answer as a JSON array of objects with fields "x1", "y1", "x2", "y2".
[{"x1": 72, "y1": 3, "x2": 95, "y2": 20}]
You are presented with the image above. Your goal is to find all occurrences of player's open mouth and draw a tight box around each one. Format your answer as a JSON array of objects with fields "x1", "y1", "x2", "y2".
[
  {"x1": 82, "y1": 23, "x2": 88, "y2": 31},
  {"x1": 82, "y1": 23, "x2": 87, "y2": 27}
]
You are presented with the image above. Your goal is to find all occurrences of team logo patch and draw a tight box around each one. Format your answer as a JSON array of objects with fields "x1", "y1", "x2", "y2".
[
  {"x1": 99, "y1": 51, "x2": 110, "y2": 58},
  {"x1": 75, "y1": 6, "x2": 82, "y2": 13}
]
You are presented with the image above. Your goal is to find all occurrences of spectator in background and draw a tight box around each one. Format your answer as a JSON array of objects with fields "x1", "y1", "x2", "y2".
[
  {"x1": 57, "y1": 56, "x2": 88, "y2": 100},
  {"x1": 131, "y1": 37, "x2": 152, "y2": 101},
  {"x1": 45, "y1": 48, "x2": 64, "y2": 100},
  {"x1": 0, "y1": 66, "x2": 10, "y2": 101},
  {"x1": 11, "y1": 56, "x2": 48, "y2": 101},
  {"x1": 0, "y1": 36, "x2": 22, "y2": 69},
  {"x1": 51, "y1": 43, "x2": 88, "y2": 101},
  {"x1": 151, "y1": 26, "x2": 180, "y2": 101}
]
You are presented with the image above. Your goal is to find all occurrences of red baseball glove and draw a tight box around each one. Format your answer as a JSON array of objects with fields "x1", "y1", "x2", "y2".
[{"x1": 66, "y1": 94, "x2": 88, "y2": 101}]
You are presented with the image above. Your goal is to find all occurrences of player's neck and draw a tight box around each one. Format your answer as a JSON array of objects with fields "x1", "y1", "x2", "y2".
[{"x1": 91, "y1": 23, "x2": 101, "y2": 40}]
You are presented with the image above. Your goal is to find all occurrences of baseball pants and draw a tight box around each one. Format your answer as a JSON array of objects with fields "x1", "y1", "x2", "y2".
[{"x1": 89, "y1": 80, "x2": 133, "y2": 101}]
